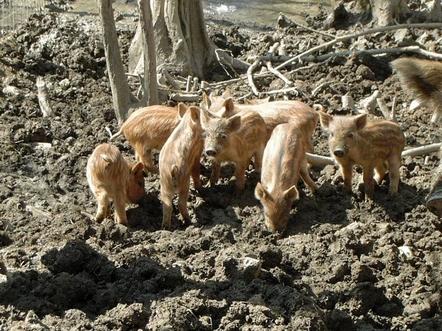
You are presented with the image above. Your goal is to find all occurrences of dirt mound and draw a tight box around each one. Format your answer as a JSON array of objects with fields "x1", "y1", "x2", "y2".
[{"x1": 0, "y1": 9, "x2": 441, "y2": 331}]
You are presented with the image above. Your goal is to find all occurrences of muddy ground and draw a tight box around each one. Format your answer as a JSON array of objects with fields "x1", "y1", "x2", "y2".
[{"x1": 0, "y1": 6, "x2": 441, "y2": 331}]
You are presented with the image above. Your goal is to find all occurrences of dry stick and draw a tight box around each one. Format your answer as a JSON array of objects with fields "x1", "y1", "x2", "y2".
[
  {"x1": 275, "y1": 23, "x2": 442, "y2": 70},
  {"x1": 377, "y1": 97, "x2": 391, "y2": 119},
  {"x1": 36, "y1": 77, "x2": 53, "y2": 117},
  {"x1": 266, "y1": 61, "x2": 292, "y2": 86},
  {"x1": 105, "y1": 126, "x2": 113, "y2": 138},
  {"x1": 247, "y1": 60, "x2": 261, "y2": 96},
  {"x1": 260, "y1": 86, "x2": 300, "y2": 96},
  {"x1": 307, "y1": 143, "x2": 442, "y2": 167},
  {"x1": 169, "y1": 93, "x2": 200, "y2": 102},
  {"x1": 391, "y1": 96, "x2": 397, "y2": 122},
  {"x1": 288, "y1": 19, "x2": 335, "y2": 39},
  {"x1": 312, "y1": 81, "x2": 332, "y2": 97},
  {"x1": 186, "y1": 75, "x2": 192, "y2": 92},
  {"x1": 402, "y1": 143, "x2": 442, "y2": 157}
]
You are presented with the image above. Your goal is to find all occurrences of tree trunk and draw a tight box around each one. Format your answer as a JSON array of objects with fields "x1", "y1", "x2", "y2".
[
  {"x1": 97, "y1": 0, "x2": 134, "y2": 124},
  {"x1": 370, "y1": 0, "x2": 409, "y2": 26},
  {"x1": 129, "y1": 0, "x2": 215, "y2": 79},
  {"x1": 427, "y1": 0, "x2": 442, "y2": 22},
  {"x1": 138, "y1": 0, "x2": 159, "y2": 105}
]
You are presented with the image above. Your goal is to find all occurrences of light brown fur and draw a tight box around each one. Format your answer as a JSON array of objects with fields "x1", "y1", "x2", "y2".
[
  {"x1": 86, "y1": 143, "x2": 145, "y2": 225},
  {"x1": 112, "y1": 105, "x2": 181, "y2": 172},
  {"x1": 159, "y1": 104, "x2": 204, "y2": 229},
  {"x1": 319, "y1": 112, "x2": 405, "y2": 198},
  {"x1": 201, "y1": 107, "x2": 267, "y2": 192},
  {"x1": 391, "y1": 57, "x2": 442, "y2": 123},
  {"x1": 255, "y1": 123, "x2": 317, "y2": 233},
  {"x1": 202, "y1": 95, "x2": 318, "y2": 150}
]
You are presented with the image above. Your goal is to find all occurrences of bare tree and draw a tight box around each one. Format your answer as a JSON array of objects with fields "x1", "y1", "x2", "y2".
[
  {"x1": 328, "y1": 0, "x2": 441, "y2": 27},
  {"x1": 129, "y1": 0, "x2": 248, "y2": 80},
  {"x1": 97, "y1": 0, "x2": 158, "y2": 124}
]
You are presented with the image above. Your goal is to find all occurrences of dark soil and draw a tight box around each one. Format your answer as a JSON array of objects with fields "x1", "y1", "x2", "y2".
[{"x1": 0, "y1": 7, "x2": 441, "y2": 331}]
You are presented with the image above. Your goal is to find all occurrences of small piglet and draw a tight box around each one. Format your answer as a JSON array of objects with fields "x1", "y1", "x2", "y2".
[
  {"x1": 201, "y1": 108, "x2": 267, "y2": 192},
  {"x1": 319, "y1": 112, "x2": 405, "y2": 198},
  {"x1": 111, "y1": 105, "x2": 180, "y2": 172},
  {"x1": 86, "y1": 143, "x2": 145, "y2": 225},
  {"x1": 159, "y1": 104, "x2": 204, "y2": 229},
  {"x1": 255, "y1": 123, "x2": 317, "y2": 233}
]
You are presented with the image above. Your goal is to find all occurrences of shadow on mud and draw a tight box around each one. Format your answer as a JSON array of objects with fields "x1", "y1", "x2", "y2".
[{"x1": 0, "y1": 240, "x2": 325, "y2": 328}]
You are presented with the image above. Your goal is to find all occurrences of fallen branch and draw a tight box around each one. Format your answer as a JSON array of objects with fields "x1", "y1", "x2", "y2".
[
  {"x1": 306, "y1": 153, "x2": 335, "y2": 166},
  {"x1": 358, "y1": 90, "x2": 379, "y2": 114},
  {"x1": 377, "y1": 97, "x2": 391, "y2": 119},
  {"x1": 80, "y1": 211, "x2": 96, "y2": 222},
  {"x1": 36, "y1": 77, "x2": 53, "y2": 117},
  {"x1": 105, "y1": 126, "x2": 113, "y2": 138},
  {"x1": 275, "y1": 23, "x2": 442, "y2": 70},
  {"x1": 247, "y1": 60, "x2": 261, "y2": 96},
  {"x1": 402, "y1": 143, "x2": 442, "y2": 157},
  {"x1": 260, "y1": 86, "x2": 300, "y2": 96},
  {"x1": 342, "y1": 94, "x2": 355, "y2": 112},
  {"x1": 266, "y1": 61, "x2": 292, "y2": 86},
  {"x1": 312, "y1": 81, "x2": 332, "y2": 97},
  {"x1": 169, "y1": 93, "x2": 200, "y2": 102}
]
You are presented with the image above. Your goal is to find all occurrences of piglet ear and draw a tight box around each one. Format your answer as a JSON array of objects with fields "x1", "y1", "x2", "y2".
[
  {"x1": 227, "y1": 115, "x2": 241, "y2": 132},
  {"x1": 131, "y1": 162, "x2": 145, "y2": 175},
  {"x1": 283, "y1": 185, "x2": 299, "y2": 202},
  {"x1": 178, "y1": 103, "x2": 187, "y2": 118},
  {"x1": 219, "y1": 97, "x2": 235, "y2": 118},
  {"x1": 255, "y1": 182, "x2": 268, "y2": 201},
  {"x1": 201, "y1": 91, "x2": 210, "y2": 110},
  {"x1": 354, "y1": 114, "x2": 367, "y2": 130},
  {"x1": 189, "y1": 106, "x2": 201, "y2": 125},
  {"x1": 318, "y1": 111, "x2": 333, "y2": 129}
]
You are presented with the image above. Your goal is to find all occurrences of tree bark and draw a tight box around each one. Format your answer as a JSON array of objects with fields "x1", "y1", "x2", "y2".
[
  {"x1": 129, "y1": 0, "x2": 215, "y2": 79},
  {"x1": 427, "y1": 0, "x2": 442, "y2": 22},
  {"x1": 138, "y1": 0, "x2": 159, "y2": 105},
  {"x1": 97, "y1": 0, "x2": 134, "y2": 124}
]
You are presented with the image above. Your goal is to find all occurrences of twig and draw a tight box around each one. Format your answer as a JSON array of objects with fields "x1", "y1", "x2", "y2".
[
  {"x1": 260, "y1": 86, "x2": 299, "y2": 96},
  {"x1": 247, "y1": 59, "x2": 261, "y2": 96},
  {"x1": 170, "y1": 93, "x2": 200, "y2": 102},
  {"x1": 266, "y1": 61, "x2": 292, "y2": 86},
  {"x1": 312, "y1": 81, "x2": 332, "y2": 97},
  {"x1": 186, "y1": 75, "x2": 192, "y2": 92},
  {"x1": 80, "y1": 211, "x2": 95, "y2": 222},
  {"x1": 306, "y1": 153, "x2": 335, "y2": 166},
  {"x1": 105, "y1": 126, "x2": 113, "y2": 138},
  {"x1": 376, "y1": 97, "x2": 390, "y2": 119},
  {"x1": 275, "y1": 23, "x2": 442, "y2": 70},
  {"x1": 36, "y1": 77, "x2": 53, "y2": 117},
  {"x1": 391, "y1": 96, "x2": 397, "y2": 122},
  {"x1": 289, "y1": 18, "x2": 335, "y2": 39},
  {"x1": 402, "y1": 143, "x2": 442, "y2": 157}
]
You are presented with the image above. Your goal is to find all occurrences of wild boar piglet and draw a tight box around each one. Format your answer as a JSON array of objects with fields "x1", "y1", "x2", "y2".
[
  {"x1": 86, "y1": 143, "x2": 145, "y2": 225},
  {"x1": 255, "y1": 123, "x2": 317, "y2": 233},
  {"x1": 319, "y1": 112, "x2": 405, "y2": 198},
  {"x1": 159, "y1": 104, "x2": 204, "y2": 229}
]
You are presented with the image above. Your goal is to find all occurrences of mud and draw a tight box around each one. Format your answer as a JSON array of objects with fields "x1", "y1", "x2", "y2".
[{"x1": 0, "y1": 8, "x2": 441, "y2": 331}]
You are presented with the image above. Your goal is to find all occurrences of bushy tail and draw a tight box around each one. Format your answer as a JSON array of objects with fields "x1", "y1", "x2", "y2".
[{"x1": 391, "y1": 57, "x2": 442, "y2": 103}]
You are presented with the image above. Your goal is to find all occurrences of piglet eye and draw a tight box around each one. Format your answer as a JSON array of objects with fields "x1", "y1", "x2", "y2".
[
  {"x1": 329, "y1": 132, "x2": 334, "y2": 137},
  {"x1": 347, "y1": 132, "x2": 354, "y2": 138},
  {"x1": 221, "y1": 134, "x2": 227, "y2": 139}
]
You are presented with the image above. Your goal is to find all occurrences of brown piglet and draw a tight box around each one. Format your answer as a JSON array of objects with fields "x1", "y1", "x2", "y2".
[
  {"x1": 159, "y1": 104, "x2": 204, "y2": 229},
  {"x1": 111, "y1": 105, "x2": 181, "y2": 172},
  {"x1": 201, "y1": 107, "x2": 267, "y2": 192},
  {"x1": 255, "y1": 123, "x2": 317, "y2": 233},
  {"x1": 319, "y1": 112, "x2": 405, "y2": 198},
  {"x1": 202, "y1": 95, "x2": 318, "y2": 150},
  {"x1": 86, "y1": 143, "x2": 145, "y2": 225}
]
